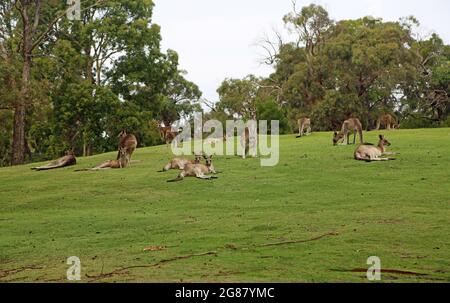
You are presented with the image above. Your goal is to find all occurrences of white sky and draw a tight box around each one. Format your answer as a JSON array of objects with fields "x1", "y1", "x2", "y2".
[{"x1": 152, "y1": 0, "x2": 450, "y2": 103}]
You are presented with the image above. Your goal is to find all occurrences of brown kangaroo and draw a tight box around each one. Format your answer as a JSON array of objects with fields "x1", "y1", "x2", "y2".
[
  {"x1": 241, "y1": 127, "x2": 250, "y2": 159},
  {"x1": 167, "y1": 155, "x2": 218, "y2": 182},
  {"x1": 117, "y1": 131, "x2": 138, "y2": 166},
  {"x1": 31, "y1": 150, "x2": 77, "y2": 171},
  {"x1": 375, "y1": 114, "x2": 399, "y2": 130},
  {"x1": 157, "y1": 121, "x2": 178, "y2": 146},
  {"x1": 75, "y1": 147, "x2": 128, "y2": 171},
  {"x1": 354, "y1": 134, "x2": 397, "y2": 162},
  {"x1": 296, "y1": 118, "x2": 312, "y2": 138},
  {"x1": 159, "y1": 154, "x2": 202, "y2": 172},
  {"x1": 333, "y1": 118, "x2": 364, "y2": 145}
]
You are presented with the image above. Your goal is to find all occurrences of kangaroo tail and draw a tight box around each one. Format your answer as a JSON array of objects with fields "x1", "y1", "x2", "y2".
[
  {"x1": 31, "y1": 164, "x2": 64, "y2": 171},
  {"x1": 356, "y1": 157, "x2": 395, "y2": 162},
  {"x1": 167, "y1": 176, "x2": 183, "y2": 182}
]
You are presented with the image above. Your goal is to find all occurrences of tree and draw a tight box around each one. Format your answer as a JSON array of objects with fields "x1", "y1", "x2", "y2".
[
  {"x1": 216, "y1": 75, "x2": 260, "y2": 119},
  {"x1": 9, "y1": 0, "x2": 103, "y2": 165}
]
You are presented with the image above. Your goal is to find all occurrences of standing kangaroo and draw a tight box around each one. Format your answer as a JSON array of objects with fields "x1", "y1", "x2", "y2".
[
  {"x1": 31, "y1": 150, "x2": 77, "y2": 171},
  {"x1": 75, "y1": 147, "x2": 128, "y2": 171},
  {"x1": 117, "y1": 131, "x2": 138, "y2": 166},
  {"x1": 375, "y1": 114, "x2": 399, "y2": 131},
  {"x1": 159, "y1": 154, "x2": 202, "y2": 172},
  {"x1": 296, "y1": 118, "x2": 312, "y2": 138},
  {"x1": 354, "y1": 135, "x2": 397, "y2": 162},
  {"x1": 333, "y1": 118, "x2": 364, "y2": 145},
  {"x1": 157, "y1": 121, "x2": 178, "y2": 146},
  {"x1": 241, "y1": 127, "x2": 250, "y2": 159},
  {"x1": 167, "y1": 155, "x2": 218, "y2": 182}
]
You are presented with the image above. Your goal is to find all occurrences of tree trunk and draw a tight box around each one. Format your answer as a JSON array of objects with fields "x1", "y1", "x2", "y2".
[
  {"x1": 11, "y1": 3, "x2": 32, "y2": 165},
  {"x1": 11, "y1": 102, "x2": 26, "y2": 165}
]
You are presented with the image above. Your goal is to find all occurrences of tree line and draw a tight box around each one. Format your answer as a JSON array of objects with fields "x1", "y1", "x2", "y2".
[
  {"x1": 1, "y1": 2, "x2": 449, "y2": 167},
  {"x1": 0, "y1": 0, "x2": 201, "y2": 166},
  {"x1": 210, "y1": 4, "x2": 449, "y2": 135}
]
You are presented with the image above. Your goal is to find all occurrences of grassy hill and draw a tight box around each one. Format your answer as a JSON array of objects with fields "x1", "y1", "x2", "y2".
[{"x1": 1, "y1": 128, "x2": 449, "y2": 282}]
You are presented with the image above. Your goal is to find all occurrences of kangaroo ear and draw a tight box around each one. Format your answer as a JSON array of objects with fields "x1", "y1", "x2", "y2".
[
  {"x1": 379, "y1": 135, "x2": 383, "y2": 140},
  {"x1": 334, "y1": 131, "x2": 338, "y2": 136}
]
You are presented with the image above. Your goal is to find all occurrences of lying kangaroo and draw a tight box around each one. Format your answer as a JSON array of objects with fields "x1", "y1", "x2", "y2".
[
  {"x1": 167, "y1": 155, "x2": 218, "y2": 182},
  {"x1": 75, "y1": 147, "x2": 128, "y2": 171},
  {"x1": 117, "y1": 131, "x2": 138, "y2": 166},
  {"x1": 159, "y1": 154, "x2": 202, "y2": 172},
  {"x1": 333, "y1": 118, "x2": 364, "y2": 145},
  {"x1": 31, "y1": 150, "x2": 77, "y2": 171},
  {"x1": 375, "y1": 114, "x2": 399, "y2": 130},
  {"x1": 354, "y1": 135, "x2": 397, "y2": 162},
  {"x1": 296, "y1": 118, "x2": 312, "y2": 138}
]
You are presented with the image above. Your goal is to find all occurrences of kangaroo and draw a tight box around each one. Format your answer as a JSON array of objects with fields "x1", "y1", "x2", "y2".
[
  {"x1": 117, "y1": 131, "x2": 138, "y2": 166},
  {"x1": 333, "y1": 118, "x2": 364, "y2": 145},
  {"x1": 159, "y1": 154, "x2": 202, "y2": 172},
  {"x1": 375, "y1": 113, "x2": 399, "y2": 130},
  {"x1": 157, "y1": 121, "x2": 178, "y2": 146},
  {"x1": 31, "y1": 150, "x2": 77, "y2": 171},
  {"x1": 296, "y1": 117, "x2": 312, "y2": 138},
  {"x1": 241, "y1": 127, "x2": 250, "y2": 159},
  {"x1": 167, "y1": 155, "x2": 218, "y2": 182},
  {"x1": 354, "y1": 135, "x2": 397, "y2": 162},
  {"x1": 75, "y1": 147, "x2": 128, "y2": 171}
]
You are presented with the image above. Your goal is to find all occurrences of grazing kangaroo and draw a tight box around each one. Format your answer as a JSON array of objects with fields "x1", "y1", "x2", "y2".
[
  {"x1": 167, "y1": 155, "x2": 218, "y2": 182},
  {"x1": 375, "y1": 114, "x2": 399, "y2": 130},
  {"x1": 75, "y1": 147, "x2": 128, "y2": 171},
  {"x1": 117, "y1": 131, "x2": 138, "y2": 166},
  {"x1": 159, "y1": 154, "x2": 202, "y2": 172},
  {"x1": 296, "y1": 118, "x2": 312, "y2": 138},
  {"x1": 333, "y1": 118, "x2": 364, "y2": 145},
  {"x1": 354, "y1": 135, "x2": 397, "y2": 162},
  {"x1": 31, "y1": 150, "x2": 77, "y2": 171}
]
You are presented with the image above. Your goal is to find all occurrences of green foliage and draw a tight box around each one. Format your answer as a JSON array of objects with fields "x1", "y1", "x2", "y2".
[
  {"x1": 216, "y1": 75, "x2": 260, "y2": 118},
  {"x1": 0, "y1": 0, "x2": 202, "y2": 166},
  {"x1": 255, "y1": 98, "x2": 290, "y2": 134}
]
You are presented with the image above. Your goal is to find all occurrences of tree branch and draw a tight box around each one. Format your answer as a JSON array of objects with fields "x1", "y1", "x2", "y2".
[{"x1": 31, "y1": 0, "x2": 106, "y2": 52}]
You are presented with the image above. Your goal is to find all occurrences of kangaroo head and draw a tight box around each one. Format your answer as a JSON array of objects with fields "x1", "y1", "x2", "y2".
[
  {"x1": 203, "y1": 154, "x2": 213, "y2": 167},
  {"x1": 66, "y1": 150, "x2": 75, "y2": 156},
  {"x1": 118, "y1": 146, "x2": 127, "y2": 158},
  {"x1": 379, "y1": 135, "x2": 391, "y2": 147},
  {"x1": 194, "y1": 154, "x2": 202, "y2": 164},
  {"x1": 118, "y1": 130, "x2": 127, "y2": 138},
  {"x1": 333, "y1": 131, "x2": 344, "y2": 146}
]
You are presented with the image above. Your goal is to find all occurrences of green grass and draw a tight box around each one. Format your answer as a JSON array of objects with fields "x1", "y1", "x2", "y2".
[{"x1": 1, "y1": 128, "x2": 450, "y2": 282}]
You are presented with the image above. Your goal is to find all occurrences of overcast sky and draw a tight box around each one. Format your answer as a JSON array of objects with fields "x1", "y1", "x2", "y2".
[{"x1": 152, "y1": 0, "x2": 450, "y2": 103}]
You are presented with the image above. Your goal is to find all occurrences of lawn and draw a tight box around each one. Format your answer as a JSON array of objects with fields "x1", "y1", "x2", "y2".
[{"x1": 1, "y1": 128, "x2": 449, "y2": 282}]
